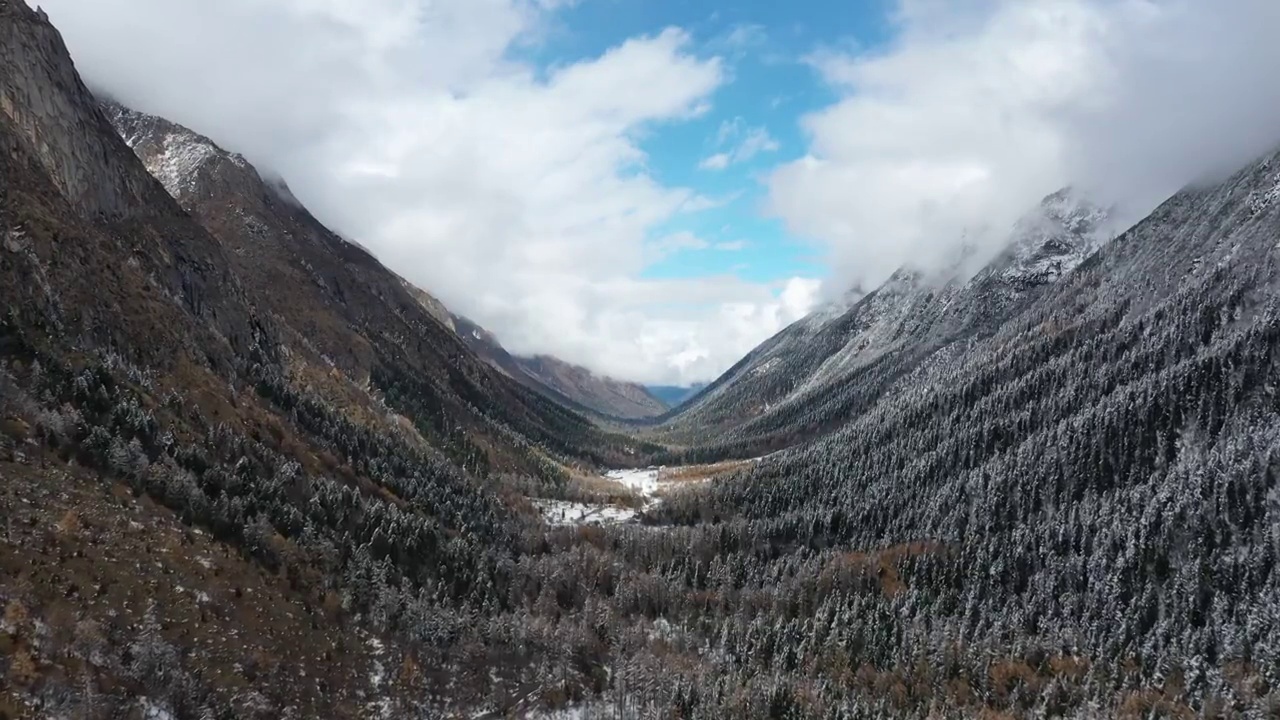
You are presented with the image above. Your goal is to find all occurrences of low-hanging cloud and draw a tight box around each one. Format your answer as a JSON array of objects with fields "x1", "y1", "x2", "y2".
[
  {"x1": 770, "y1": 0, "x2": 1280, "y2": 297},
  {"x1": 38, "y1": 0, "x2": 816, "y2": 386}
]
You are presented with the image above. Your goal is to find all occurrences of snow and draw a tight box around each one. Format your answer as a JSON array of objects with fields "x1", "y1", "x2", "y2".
[
  {"x1": 364, "y1": 634, "x2": 393, "y2": 719},
  {"x1": 533, "y1": 465, "x2": 714, "y2": 527},
  {"x1": 526, "y1": 704, "x2": 622, "y2": 719},
  {"x1": 604, "y1": 467, "x2": 660, "y2": 496},
  {"x1": 1247, "y1": 171, "x2": 1280, "y2": 216},
  {"x1": 148, "y1": 131, "x2": 219, "y2": 198},
  {"x1": 533, "y1": 499, "x2": 637, "y2": 526},
  {"x1": 1001, "y1": 190, "x2": 1111, "y2": 285},
  {"x1": 139, "y1": 698, "x2": 175, "y2": 720},
  {"x1": 751, "y1": 357, "x2": 781, "y2": 376}
]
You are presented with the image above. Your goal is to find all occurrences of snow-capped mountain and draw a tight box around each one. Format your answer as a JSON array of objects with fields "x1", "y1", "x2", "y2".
[{"x1": 659, "y1": 188, "x2": 1116, "y2": 452}]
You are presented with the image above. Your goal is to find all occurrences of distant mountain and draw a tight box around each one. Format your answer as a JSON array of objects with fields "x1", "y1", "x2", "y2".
[
  {"x1": 644, "y1": 383, "x2": 706, "y2": 407},
  {"x1": 659, "y1": 187, "x2": 1117, "y2": 456},
  {"x1": 391, "y1": 267, "x2": 670, "y2": 419},
  {"x1": 446, "y1": 313, "x2": 669, "y2": 419},
  {"x1": 515, "y1": 354, "x2": 669, "y2": 419}
]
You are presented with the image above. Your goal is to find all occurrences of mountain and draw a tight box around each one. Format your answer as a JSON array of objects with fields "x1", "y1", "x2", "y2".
[
  {"x1": 447, "y1": 313, "x2": 669, "y2": 419},
  {"x1": 657, "y1": 187, "x2": 1116, "y2": 458},
  {"x1": 0, "y1": 4, "x2": 653, "y2": 715},
  {"x1": 645, "y1": 383, "x2": 706, "y2": 408},
  {"x1": 96, "y1": 98, "x2": 653, "y2": 472},
  {"x1": 8, "y1": 3, "x2": 1280, "y2": 717},
  {"x1": 650, "y1": 142, "x2": 1280, "y2": 717}
]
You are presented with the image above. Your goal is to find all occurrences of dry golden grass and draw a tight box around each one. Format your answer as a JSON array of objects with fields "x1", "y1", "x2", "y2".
[
  {"x1": 7, "y1": 646, "x2": 38, "y2": 688},
  {"x1": 819, "y1": 540, "x2": 946, "y2": 599},
  {"x1": 0, "y1": 456, "x2": 396, "y2": 716},
  {"x1": 1116, "y1": 689, "x2": 1196, "y2": 719},
  {"x1": 989, "y1": 659, "x2": 1041, "y2": 702},
  {"x1": 54, "y1": 509, "x2": 79, "y2": 537},
  {"x1": 557, "y1": 467, "x2": 647, "y2": 508},
  {"x1": 657, "y1": 459, "x2": 755, "y2": 484}
]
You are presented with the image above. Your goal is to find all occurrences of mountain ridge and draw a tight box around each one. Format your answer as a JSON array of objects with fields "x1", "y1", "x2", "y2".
[
  {"x1": 100, "y1": 96, "x2": 668, "y2": 421},
  {"x1": 654, "y1": 187, "x2": 1117, "y2": 457}
]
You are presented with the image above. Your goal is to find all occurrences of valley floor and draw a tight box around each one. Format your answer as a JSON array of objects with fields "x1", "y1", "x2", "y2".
[{"x1": 534, "y1": 460, "x2": 759, "y2": 527}]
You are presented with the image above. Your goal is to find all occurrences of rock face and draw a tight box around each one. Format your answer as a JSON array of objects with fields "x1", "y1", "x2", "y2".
[{"x1": 0, "y1": 2, "x2": 153, "y2": 216}]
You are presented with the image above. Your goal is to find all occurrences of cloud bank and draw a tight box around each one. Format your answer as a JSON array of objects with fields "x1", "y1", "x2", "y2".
[
  {"x1": 39, "y1": 0, "x2": 814, "y2": 385},
  {"x1": 770, "y1": 0, "x2": 1280, "y2": 296}
]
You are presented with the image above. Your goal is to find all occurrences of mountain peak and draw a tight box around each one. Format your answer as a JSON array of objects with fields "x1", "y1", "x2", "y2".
[
  {"x1": 1001, "y1": 187, "x2": 1114, "y2": 286},
  {"x1": 0, "y1": 1, "x2": 158, "y2": 218},
  {"x1": 101, "y1": 100, "x2": 249, "y2": 201}
]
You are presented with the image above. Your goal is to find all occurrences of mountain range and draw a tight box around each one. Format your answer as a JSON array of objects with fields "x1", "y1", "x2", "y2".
[
  {"x1": 643, "y1": 383, "x2": 706, "y2": 408},
  {"x1": 4, "y1": 3, "x2": 1280, "y2": 718}
]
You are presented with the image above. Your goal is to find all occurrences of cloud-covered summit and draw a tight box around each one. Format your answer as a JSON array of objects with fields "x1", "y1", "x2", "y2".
[{"x1": 770, "y1": 0, "x2": 1280, "y2": 298}]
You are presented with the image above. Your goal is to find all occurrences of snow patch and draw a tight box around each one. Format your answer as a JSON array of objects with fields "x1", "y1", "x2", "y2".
[
  {"x1": 364, "y1": 634, "x2": 393, "y2": 719},
  {"x1": 532, "y1": 466, "x2": 704, "y2": 527},
  {"x1": 534, "y1": 499, "x2": 637, "y2": 526},
  {"x1": 1248, "y1": 172, "x2": 1280, "y2": 216},
  {"x1": 751, "y1": 357, "x2": 781, "y2": 376},
  {"x1": 147, "y1": 131, "x2": 219, "y2": 198},
  {"x1": 604, "y1": 467, "x2": 660, "y2": 496},
  {"x1": 139, "y1": 698, "x2": 176, "y2": 720}
]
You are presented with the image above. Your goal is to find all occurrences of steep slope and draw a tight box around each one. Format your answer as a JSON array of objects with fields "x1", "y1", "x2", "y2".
[
  {"x1": 0, "y1": 5, "x2": 648, "y2": 716},
  {"x1": 449, "y1": 313, "x2": 669, "y2": 419},
  {"x1": 11, "y1": 3, "x2": 1280, "y2": 717},
  {"x1": 650, "y1": 145, "x2": 1280, "y2": 716},
  {"x1": 100, "y1": 99, "x2": 650, "y2": 471},
  {"x1": 105, "y1": 99, "x2": 666, "y2": 423},
  {"x1": 0, "y1": 4, "x2": 438, "y2": 715},
  {"x1": 660, "y1": 189, "x2": 1114, "y2": 457}
]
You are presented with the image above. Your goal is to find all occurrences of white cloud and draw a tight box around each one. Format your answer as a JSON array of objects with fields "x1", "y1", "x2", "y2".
[
  {"x1": 699, "y1": 117, "x2": 780, "y2": 170},
  {"x1": 40, "y1": 0, "x2": 810, "y2": 385},
  {"x1": 699, "y1": 153, "x2": 731, "y2": 171},
  {"x1": 722, "y1": 23, "x2": 767, "y2": 51},
  {"x1": 647, "y1": 231, "x2": 710, "y2": 262},
  {"x1": 714, "y1": 240, "x2": 749, "y2": 251},
  {"x1": 771, "y1": 0, "x2": 1280, "y2": 296}
]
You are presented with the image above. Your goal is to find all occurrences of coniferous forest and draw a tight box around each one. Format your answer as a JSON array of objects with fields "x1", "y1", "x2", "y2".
[{"x1": 3, "y1": 2, "x2": 1280, "y2": 718}]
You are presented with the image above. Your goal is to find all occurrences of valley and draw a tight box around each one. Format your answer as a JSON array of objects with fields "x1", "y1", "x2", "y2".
[
  {"x1": 534, "y1": 460, "x2": 760, "y2": 527},
  {"x1": 2, "y1": 2, "x2": 1280, "y2": 719}
]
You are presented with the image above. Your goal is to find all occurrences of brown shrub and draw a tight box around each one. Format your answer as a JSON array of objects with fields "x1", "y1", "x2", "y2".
[{"x1": 7, "y1": 646, "x2": 39, "y2": 687}]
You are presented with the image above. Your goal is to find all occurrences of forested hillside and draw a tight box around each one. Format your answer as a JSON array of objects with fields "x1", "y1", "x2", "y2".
[
  {"x1": 3, "y1": 2, "x2": 1280, "y2": 718},
  {"x1": 655, "y1": 189, "x2": 1116, "y2": 460}
]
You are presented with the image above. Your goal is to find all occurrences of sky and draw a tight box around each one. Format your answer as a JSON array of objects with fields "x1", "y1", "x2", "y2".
[{"x1": 38, "y1": 0, "x2": 1280, "y2": 385}]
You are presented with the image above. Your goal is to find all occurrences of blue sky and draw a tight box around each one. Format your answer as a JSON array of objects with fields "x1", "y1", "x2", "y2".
[{"x1": 529, "y1": 0, "x2": 894, "y2": 287}]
